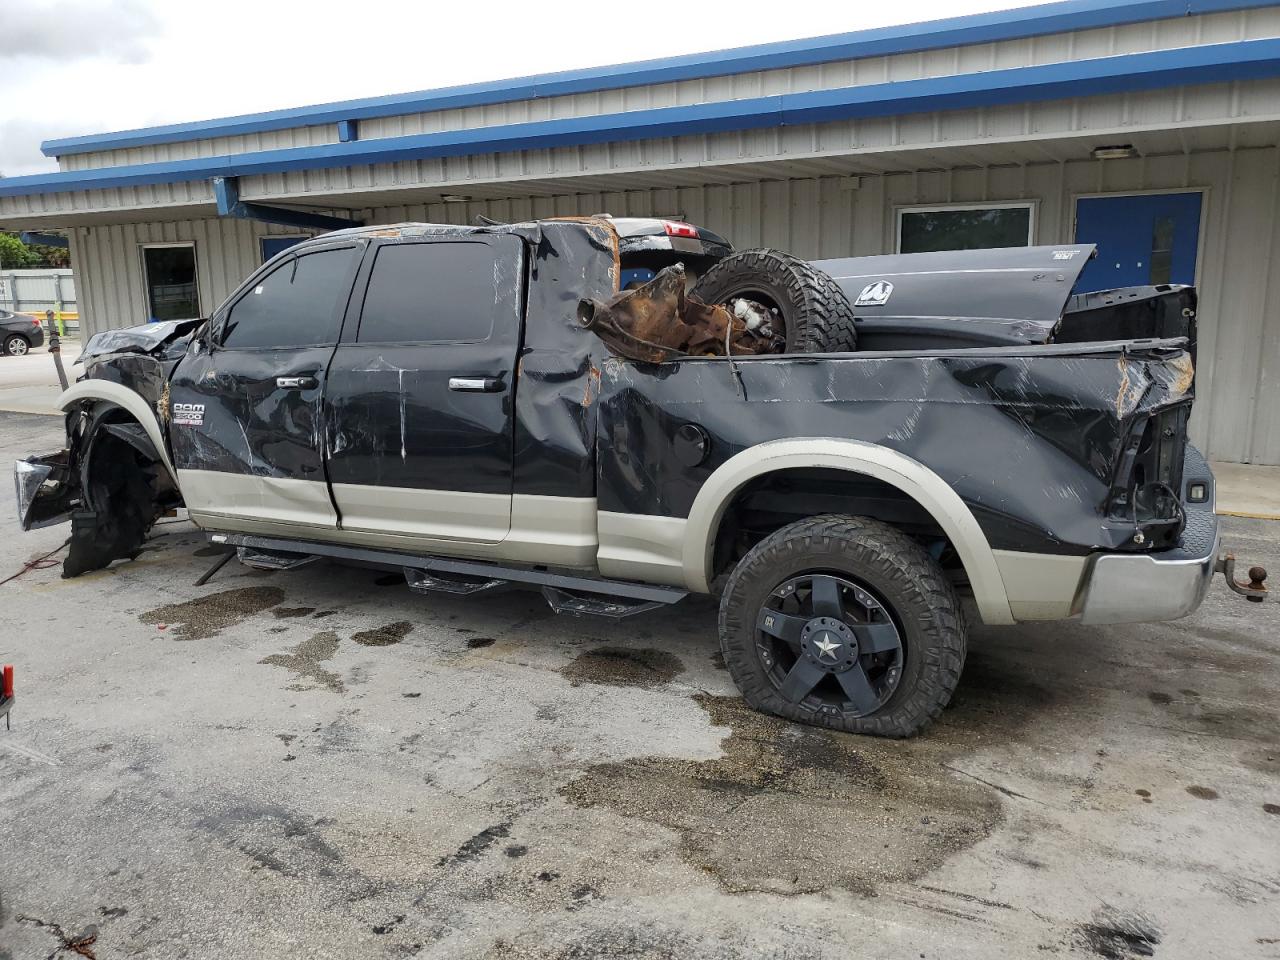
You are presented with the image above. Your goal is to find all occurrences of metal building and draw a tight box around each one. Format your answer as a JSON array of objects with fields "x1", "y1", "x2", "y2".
[{"x1": 2, "y1": 0, "x2": 1280, "y2": 463}]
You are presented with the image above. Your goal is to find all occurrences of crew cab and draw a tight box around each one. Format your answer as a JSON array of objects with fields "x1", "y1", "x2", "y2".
[{"x1": 14, "y1": 217, "x2": 1265, "y2": 737}]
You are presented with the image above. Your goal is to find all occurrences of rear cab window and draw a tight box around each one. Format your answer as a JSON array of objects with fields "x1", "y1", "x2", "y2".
[{"x1": 357, "y1": 241, "x2": 500, "y2": 343}]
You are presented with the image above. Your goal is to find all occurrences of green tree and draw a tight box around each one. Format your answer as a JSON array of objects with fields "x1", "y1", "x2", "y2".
[
  {"x1": 28, "y1": 242, "x2": 70, "y2": 268},
  {"x1": 0, "y1": 233, "x2": 38, "y2": 268}
]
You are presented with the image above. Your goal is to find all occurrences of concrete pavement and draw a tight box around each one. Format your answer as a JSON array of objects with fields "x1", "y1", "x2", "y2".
[
  {"x1": 1, "y1": 411, "x2": 1278, "y2": 959},
  {"x1": 0, "y1": 341, "x2": 80, "y2": 415}
]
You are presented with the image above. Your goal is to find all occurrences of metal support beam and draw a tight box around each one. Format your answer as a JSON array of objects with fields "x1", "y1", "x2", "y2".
[{"x1": 212, "y1": 176, "x2": 362, "y2": 231}]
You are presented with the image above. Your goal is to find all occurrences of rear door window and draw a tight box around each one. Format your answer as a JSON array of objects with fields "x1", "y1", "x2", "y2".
[
  {"x1": 221, "y1": 246, "x2": 356, "y2": 349},
  {"x1": 357, "y1": 241, "x2": 499, "y2": 343}
]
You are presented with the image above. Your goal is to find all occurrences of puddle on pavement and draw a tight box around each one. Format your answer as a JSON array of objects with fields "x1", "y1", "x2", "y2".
[
  {"x1": 561, "y1": 647, "x2": 684, "y2": 688},
  {"x1": 353, "y1": 621, "x2": 414, "y2": 647},
  {"x1": 560, "y1": 650, "x2": 1053, "y2": 895},
  {"x1": 259, "y1": 631, "x2": 344, "y2": 692},
  {"x1": 140, "y1": 585, "x2": 285, "y2": 640}
]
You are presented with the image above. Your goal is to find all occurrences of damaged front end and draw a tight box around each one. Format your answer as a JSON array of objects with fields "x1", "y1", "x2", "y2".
[
  {"x1": 14, "y1": 319, "x2": 193, "y2": 575},
  {"x1": 15, "y1": 450, "x2": 76, "y2": 531}
]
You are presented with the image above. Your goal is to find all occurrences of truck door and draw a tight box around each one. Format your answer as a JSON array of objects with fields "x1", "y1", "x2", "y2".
[
  {"x1": 323, "y1": 234, "x2": 525, "y2": 545},
  {"x1": 168, "y1": 241, "x2": 362, "y2": 532}
]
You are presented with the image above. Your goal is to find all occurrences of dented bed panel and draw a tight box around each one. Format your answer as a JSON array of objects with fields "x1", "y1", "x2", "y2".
[
  {"x1": 509, "y1": 219, "x2": 620, "y2": 499},
  {"x1": 596, "y1": 341, "x2": 1194, "y2": 556}
]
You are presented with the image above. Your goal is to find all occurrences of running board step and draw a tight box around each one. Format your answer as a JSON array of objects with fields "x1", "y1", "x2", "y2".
[
  {"x1": 541, "y1": 586, "x2": 667, "y2": 619},
  {"x1": 206, "y1": 532, "x2": 687, "y2": 617},
  {"x1": 404, "y1": 568, "x2": 508, "y2": 597},
  {"x1": 237, "y1": 546, "x2": 319, "y2": 571}
]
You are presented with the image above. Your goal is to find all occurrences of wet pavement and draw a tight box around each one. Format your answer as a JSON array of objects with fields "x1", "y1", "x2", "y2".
[{"x1": 1, "y1": 411, "x2": 1278, "y2": 959}]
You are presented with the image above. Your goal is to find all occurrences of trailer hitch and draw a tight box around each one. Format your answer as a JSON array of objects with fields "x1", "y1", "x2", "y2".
[{"x1": 1216, "y1": 553, "x2": 1268, "y2": 603}]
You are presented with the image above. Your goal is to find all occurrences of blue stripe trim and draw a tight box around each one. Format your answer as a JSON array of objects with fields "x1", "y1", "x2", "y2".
[
  {"x1": 38, "y1": 0, "x2": 1278, "y2": 158},
  {"x1": 7, "y1": 39, "x2": 1280, "y2": 200}
]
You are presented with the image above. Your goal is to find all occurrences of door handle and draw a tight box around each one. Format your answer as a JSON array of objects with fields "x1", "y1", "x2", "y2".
[
  {"x1": 448, "y1": 377, "x2": 504, "y2": 393},
  {"x1": 276, "y1": 376, "x2": 318, "y2": 389}
]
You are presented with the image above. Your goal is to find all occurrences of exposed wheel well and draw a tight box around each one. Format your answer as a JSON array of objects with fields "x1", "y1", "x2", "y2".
[
  {"x1": 708, "y1": 467, "x2": 971, "y2": 592},
  {"x1": 58, "y1": 401, "x2": 182, "y2": 577}
]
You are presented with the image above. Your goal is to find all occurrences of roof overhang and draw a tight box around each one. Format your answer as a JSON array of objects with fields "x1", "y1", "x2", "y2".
[
  {"x1": 36, "y1": 0, "x2": 1280, "y2": 159},
  {"x1": 5, "y1": 39, "x2": 1280, "y2": 203}
]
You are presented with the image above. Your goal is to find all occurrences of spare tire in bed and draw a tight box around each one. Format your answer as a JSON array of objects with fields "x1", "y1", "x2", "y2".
[{"x1": 689, "y1": 248, "x2": 858, "y2": 353}]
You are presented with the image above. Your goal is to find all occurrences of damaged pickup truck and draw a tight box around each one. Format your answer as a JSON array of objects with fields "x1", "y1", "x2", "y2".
[{"x1": 15, "y1": 217, "x2": 1268, "y2": 737}]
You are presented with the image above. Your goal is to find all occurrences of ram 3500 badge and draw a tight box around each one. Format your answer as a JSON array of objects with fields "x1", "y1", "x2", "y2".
[{"x1": 14, "y1": 217, "x2": 1268, "y2": 737}]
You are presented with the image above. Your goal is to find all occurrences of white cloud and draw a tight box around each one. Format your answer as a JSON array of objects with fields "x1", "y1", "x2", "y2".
[
  {"x1": 0, "y1": 0, "x2": 160, "y2": 64},
  {"x1": 0, "y1": 0, "x2": 1021, "y2": 176}
]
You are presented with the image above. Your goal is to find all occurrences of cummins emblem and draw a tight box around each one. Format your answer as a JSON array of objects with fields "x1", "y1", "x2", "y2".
[
  {"x1": 854, "y1": 280, "x2": 893, "y2": 307},
  {"x1": 173, "y1": 402, "x2": 205, "y2": 426}
]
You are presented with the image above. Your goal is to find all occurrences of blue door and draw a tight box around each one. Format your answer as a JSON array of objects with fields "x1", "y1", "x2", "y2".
[
  {"x1": 1074, "y1": 192, "x2": 1202, "y2": 293},
  {"x1": 260, "y1": 236, "x2": 308, "y2": 263}
]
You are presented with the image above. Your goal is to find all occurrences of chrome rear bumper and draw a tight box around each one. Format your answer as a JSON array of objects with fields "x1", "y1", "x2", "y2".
[{"x1": 1079, "y1": 448, "x2": 1218, "y2": 625}]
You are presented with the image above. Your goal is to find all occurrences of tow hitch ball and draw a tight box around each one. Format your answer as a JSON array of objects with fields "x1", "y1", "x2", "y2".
[{"x1": 1216, "y1": 554, "x2": 1268, "y2": 603}]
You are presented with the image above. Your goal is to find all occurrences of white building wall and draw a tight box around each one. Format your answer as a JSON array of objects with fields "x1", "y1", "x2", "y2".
[{"x1": 66, "y1": 146, "x2": 1280, "y2": 464}]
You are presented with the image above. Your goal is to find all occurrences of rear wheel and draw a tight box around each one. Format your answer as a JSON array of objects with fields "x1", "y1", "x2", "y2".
[
  {"x1": 4, "y1": 334, "x2": 30, "y2": 357},
  {"x1": 717, "y1": 515, "x2": 966, "y2": 737},
  {"x1": 689, "y1": 248, "x2": 857, "y2": 353}
]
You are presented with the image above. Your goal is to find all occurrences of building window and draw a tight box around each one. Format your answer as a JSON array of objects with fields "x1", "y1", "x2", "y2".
[
  {"x1": 897, "y1": 203, "x2": 1035, "y2": 254},
  {"x1": 260, "y1": 236, "x2": 309, "y2": 263},
  {"x1": 141, "y1": 243, "x2": 200, "y2": 321}
]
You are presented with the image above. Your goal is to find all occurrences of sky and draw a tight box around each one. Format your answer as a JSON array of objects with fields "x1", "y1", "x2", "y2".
[{"x1": 0, "y1": 0, "x2": 1024, "y2": 178}]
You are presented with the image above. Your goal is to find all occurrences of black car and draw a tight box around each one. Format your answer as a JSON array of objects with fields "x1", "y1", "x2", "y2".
[{"x1": 0, "y1": 310, "x2": 46, "y2": 356}]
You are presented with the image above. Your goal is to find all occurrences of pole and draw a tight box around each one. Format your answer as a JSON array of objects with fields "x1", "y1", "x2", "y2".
[
  {"x1": 46, "y1": 309, "x2": 68, "y2": 391},
  {"x1": 53, "y1": 274, "x2": 66, "y2": 337}
]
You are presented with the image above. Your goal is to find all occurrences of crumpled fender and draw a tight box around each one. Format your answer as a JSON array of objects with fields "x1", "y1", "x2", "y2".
[{"x1": 57, "y1": 379, "x2": 177, "y2": 483}]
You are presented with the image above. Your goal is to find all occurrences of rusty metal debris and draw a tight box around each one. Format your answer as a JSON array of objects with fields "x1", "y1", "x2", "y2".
[{"x1": 577, "y1": 264, "x2": 781, "y2": 363}]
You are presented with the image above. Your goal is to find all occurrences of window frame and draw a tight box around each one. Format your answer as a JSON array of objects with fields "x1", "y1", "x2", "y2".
[
  {"x1": 894, "y1": 201, "x2": 1037, "y2": 254},
  {"x1": 214, "y1": 241, "x2": 362, "y2": 352},
  {"x1": 352, "y1": 237, "x2": 505, "y2": 346},
  {"x1": 139, "y1": 241, "x2": 201, "y2": 322}
]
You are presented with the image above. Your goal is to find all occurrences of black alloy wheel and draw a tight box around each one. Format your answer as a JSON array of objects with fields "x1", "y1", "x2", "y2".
[
  {"x1": 718, "y1": 515, "x2": 966, "y2": 737},
  {"x1": 756, "y1": 573, "x2": 903, "y2": 715}
]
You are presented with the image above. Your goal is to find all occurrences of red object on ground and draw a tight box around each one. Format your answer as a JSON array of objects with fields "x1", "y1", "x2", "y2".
[{"x1": 2, "y1": 664, "x2": 13, "y2": 699}]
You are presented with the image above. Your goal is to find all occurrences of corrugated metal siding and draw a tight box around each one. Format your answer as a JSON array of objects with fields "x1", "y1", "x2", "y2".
[
  {"x1": 70, "y1": 218, "x2": 318, "y2": 340},
  {"x1": 52, "y1": 6, "x2": 1280, "y2": 174},
  {"x1": 66, "y1": 147, "x2": 1280, "y2": 464},
  {"x1": 14, "y1": 76, "x2": 1278, "y2": 224},
  {"x1": 246, "y1": 78, "x2": 1280, "y2": 204}
]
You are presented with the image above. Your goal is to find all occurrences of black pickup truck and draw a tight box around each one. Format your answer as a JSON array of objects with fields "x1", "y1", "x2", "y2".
[{"x1": 15, "y1": 217, "x2": 1264, "y2": 737}]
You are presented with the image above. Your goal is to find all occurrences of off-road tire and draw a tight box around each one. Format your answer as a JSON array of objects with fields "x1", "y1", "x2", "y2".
[
  {"x1": 689, "y1": 248, "x2": 858, "y2": 353},
  {"x1": 718, "y1": 515, "x2": 966, "y2": 737},
  {"x1": 4, "y1": 334, "x2": 30, "y2": 357}
]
